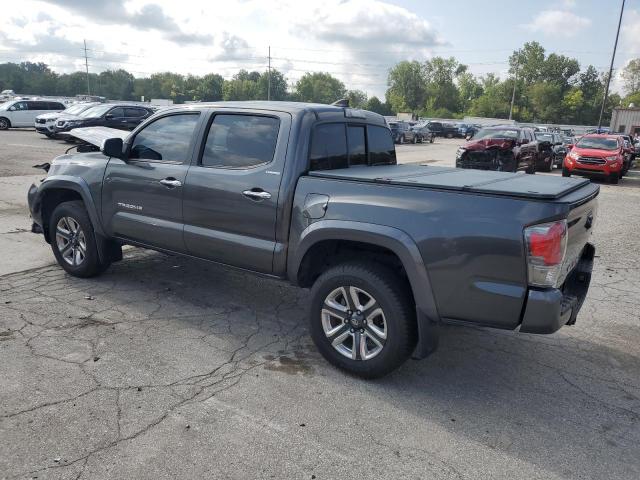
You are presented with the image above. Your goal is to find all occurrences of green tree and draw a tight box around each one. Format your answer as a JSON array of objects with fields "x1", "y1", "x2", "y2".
[
  {"x1": 364, "y1": 96, "x2": 392, "y2": 115},
  {"x1": 345, "y1": 89, "x2": 368, "y2": 108},
  {"x1": 622, "y1": 59, "x2": 640, "y2": 95},
  {"x1": 196, "y1": 73, "x2": 224, "y2": 101},
  {"x1": 422, "y1": 57, "x2": 463, "y2": 115},
  {"x1": 386, "y1": 61, "x2": 425, "y2": 113},
  {"x1": 293, "y1": 72, "x2": 346, "y2": 104},
  {"x1": 258, "y1": 69, "x2": 288, "y2": 100}
]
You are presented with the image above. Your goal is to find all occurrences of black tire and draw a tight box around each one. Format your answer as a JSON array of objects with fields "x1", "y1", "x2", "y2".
[
  {"x1": 0, "y1": 117, "x2": 10, "y2": 130},
  {"x1": 309, "y1": 261, "x2": 416, "y2": 378},
  {"x1": 399, "y1": 135, "x2": 405, "y2": 144},
  {"x1": 49, "y1": 201, "x2": 110, "y2": 278},
  {"x1": 412, "y1": 135, "x2": 417, "y2": 144},
  {"x1": 562, "y1": 168, "x2": 571, "y2": 177},
  {"x1": 429, "y1": 136, "x2": 434, "y2": 143},
  {"x1": 446, "y1": 133, "x2": 453, "y2": 139},
  {"x1": 525, "y1": 161, "x2": 536, "y2": 174},
  {"x1": 609, "y1": 173, "x2": 619, "y2": 184}
]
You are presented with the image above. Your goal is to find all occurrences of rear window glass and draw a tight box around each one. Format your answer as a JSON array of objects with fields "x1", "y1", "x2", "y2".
[
  {"x1": 310, "y1": 124, "x2": 348, "y2": 170},
  {"x1": 368, "y1": 125, "x2": 396, "y2": 165},
  {"x1": 348, "y1": 125, "x2": 367, "y2": 166},
  {"x1": 309, "y1": 123, "x2": 396, "y2": 171}
]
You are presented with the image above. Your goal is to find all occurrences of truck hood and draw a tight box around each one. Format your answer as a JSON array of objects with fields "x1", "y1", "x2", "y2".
[
  {"x1": 46, "y1": 152, "x2": 110, "y2": 179},
  {"x1": 572, "y1": 147, "x2": 616, "y2": 158},
  {"x1": 36, "y1": 112, "x2": 64, "y2": 120},
  {"x1": 309, "y1": 164, "x2": 593, "y2": 200},
  {"x1": 463, "y1": 138, "x2": 516, "y2": 151},
  {"x1": 63, "y1": 126, "x2": 129, "y2": 146}
]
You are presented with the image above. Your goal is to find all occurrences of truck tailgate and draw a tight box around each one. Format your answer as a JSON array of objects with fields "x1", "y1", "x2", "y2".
[{"x1": 309, "y1": 164, "x2": 591, "y2": 200}]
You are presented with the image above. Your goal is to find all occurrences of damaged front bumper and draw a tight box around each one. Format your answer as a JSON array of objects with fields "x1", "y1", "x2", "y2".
[{"x1": 456, "y1": 149, "x2": 514, "y2": 171}]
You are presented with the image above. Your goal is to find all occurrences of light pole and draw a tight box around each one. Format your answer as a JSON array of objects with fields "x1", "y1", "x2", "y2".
[
  {"x1": 598, "y1": 0, "x2": 625, "y2": 130},
  {"x1": 509, "y1": 51, "x2": 519, "y2": 121}
]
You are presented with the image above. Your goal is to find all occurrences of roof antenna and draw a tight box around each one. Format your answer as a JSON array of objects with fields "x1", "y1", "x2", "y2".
[{"x1": 331, "y1": 98, "x2": 349, "y2": 107}]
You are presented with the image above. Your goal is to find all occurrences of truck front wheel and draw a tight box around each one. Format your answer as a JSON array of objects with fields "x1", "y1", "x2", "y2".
[
  {"x1": 49, "y1": 201, "x2": 110, "y2": 278},
  {"x1": 309, "y1": 262, "x2": 416, "y2": 378}
]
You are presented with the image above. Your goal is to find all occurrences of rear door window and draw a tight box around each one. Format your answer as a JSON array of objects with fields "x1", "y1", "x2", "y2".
[
  {"x1": 27, "y1": 101, "x2": 47, "y2": 110},
  {"x1": 48, "y1": 102, "x2": 64, "y2": 110},
  {"x1": 108, "y1": 107, "x2": 125, "y2": 118},
  {"x1": 201, "y1": 114, "x2": 280, "y2": 169},
  {"x1": 125, "y1": 107, "x2": 146, "y2": 118}
]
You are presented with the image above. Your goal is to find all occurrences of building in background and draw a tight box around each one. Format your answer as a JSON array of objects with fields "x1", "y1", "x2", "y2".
[{"x1": 609, "y1": 107, "x2": 640, "y2": 136}]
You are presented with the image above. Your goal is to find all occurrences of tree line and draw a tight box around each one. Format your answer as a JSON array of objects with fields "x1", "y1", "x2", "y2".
[{"x1": 1, "y1": 41, "x2": 637, "y2": 125}]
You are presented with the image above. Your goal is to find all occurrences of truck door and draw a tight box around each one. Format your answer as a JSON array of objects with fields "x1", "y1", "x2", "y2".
[
  {"x1": 101, "y1": 112, "x2": 202, "y2": 252},
  {"x1": 182, "y1": 110, "x2": 291, "y2": 274}
]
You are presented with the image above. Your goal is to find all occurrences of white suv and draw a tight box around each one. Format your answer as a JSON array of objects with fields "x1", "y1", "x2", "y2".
[
  {"x1": 34, "y1": 102, "x2": 97, "y2": 137},
  {"x1": 0, "y1": 99, "x2": 66, "y2": 130}
]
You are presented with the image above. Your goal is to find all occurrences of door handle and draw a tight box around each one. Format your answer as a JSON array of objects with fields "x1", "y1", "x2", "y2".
[
  {"x1": 242, "y1": 189, "x2": 271, "y2": 200},
  {"x1": 159, "y1": 178, "x2": 182, "y2": 188}
]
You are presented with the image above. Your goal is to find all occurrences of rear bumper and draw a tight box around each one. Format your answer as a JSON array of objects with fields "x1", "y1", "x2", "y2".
[{"x1": 520, "y1": 243, "x2": 595, "y2": 334}]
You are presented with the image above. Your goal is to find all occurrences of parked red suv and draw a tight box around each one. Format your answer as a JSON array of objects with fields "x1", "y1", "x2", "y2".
[{"x1": 563, "y1": 134, "x2": 624, "y2": 184}]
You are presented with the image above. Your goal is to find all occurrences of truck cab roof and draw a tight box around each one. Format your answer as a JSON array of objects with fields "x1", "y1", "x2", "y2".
[{"x1": 154, "y1": 101, "x2": 388, "y2": 125}]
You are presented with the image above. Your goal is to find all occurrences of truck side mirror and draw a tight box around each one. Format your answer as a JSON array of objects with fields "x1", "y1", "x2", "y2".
[{"x1": 101, "y1": 137, "x2": 124, "y2": 159}]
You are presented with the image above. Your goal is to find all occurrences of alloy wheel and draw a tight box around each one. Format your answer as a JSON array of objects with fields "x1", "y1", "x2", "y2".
[
  {"x1": 0, "y1": 118, "x2": 8, "y2": 130},
  {"x1": 55, "y1": 216, "x2": 87, "y2": 266},
  {"x1": 321, "y1": 286, "x2": 387, "y2": 361}
]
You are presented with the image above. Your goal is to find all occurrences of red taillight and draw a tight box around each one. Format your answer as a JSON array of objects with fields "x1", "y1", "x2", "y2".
[
  {"x1": 524, "y1": 220, "x2": 568, "y2": 287},
  {"x1": 528, "y1": 221, "x2": 566, "y2": 265}
]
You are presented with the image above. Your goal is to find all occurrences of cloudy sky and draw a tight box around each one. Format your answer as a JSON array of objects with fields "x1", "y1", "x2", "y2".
[{"x1": 0, "y1": 0, "x2": 637, "y2": 97}]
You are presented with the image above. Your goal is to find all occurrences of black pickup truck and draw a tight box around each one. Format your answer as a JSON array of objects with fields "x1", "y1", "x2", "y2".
[{"x1": 27, "y1": 101, "x2": 598, "y2": 378}]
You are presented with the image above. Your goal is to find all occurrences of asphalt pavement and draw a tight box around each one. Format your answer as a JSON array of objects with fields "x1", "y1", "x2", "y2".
[{"x1": 1, "y1": 129, "x2": 639, "y2": 479}]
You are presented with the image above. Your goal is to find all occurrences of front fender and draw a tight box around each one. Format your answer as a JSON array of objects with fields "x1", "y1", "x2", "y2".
[
  {"x1": 34, "y1": 175, "x2": 104, "y2": 237},
  {"x1": 288, "y1": 219, "x2": 439, "y2": 323}
]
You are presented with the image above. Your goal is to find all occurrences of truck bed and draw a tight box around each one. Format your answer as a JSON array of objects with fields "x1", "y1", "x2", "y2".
[{"x1": 309, "y1": 164, "x2": 592, "y2": 200}]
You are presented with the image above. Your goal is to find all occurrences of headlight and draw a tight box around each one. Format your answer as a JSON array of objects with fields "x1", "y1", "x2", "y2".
[
  {"x1": 605, "y1": 155, "x2": 619, "y2": 162},
  {"x1": 568, "y1": 151, "x2": 579, "y2": 160}
]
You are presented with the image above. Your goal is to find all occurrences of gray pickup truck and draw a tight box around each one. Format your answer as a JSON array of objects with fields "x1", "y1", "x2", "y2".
[{"x1": 28, "y1": 101, "x2": 598, "y2": 378}]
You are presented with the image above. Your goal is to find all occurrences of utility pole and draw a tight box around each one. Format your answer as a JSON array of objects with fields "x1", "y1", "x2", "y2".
[
  {"x1": 598, "y1": 0, "x2": 625, "y2": 130},
  {"x1": 83, "y1": 39, "x2": 91, "y2": 95},
  {"x1": 267, "y1": 45, "x2": 271, "y2": 101},
  {"x1": 509, "y1": 52, "x2": 519, "y2": 121}
]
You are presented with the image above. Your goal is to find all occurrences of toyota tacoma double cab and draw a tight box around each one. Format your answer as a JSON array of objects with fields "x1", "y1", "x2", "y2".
[{"x1": 28, "y1": 101, "x2": 598, "y2": 378}]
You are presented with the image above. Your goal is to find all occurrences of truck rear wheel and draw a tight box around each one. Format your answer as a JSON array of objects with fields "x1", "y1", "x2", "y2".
[
  {"x1": 309, "y1": 261, "x2": 416, "y2": 378},
  {"x1": 49, "y1": 201, "x2": 110, "y2": 278}
]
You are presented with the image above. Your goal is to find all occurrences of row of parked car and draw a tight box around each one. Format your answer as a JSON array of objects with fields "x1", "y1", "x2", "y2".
[
  {"x1": 387, "y1": 119, "x2": 481, "y2": 145},
  {"x1": 455, "y1": 124, "x2": 636, "y2": 184},
  {"x1": 0, "y1": 98, "x2": 156, "y2": 137}
]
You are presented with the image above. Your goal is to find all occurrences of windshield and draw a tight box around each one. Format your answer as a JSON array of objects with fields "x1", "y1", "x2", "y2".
[
  {"x1": 80, "y1": 104, "x2": 111, "y2": 118},
  {"x1": 0, "y1": 101, "x2": 13, "y2": 111},
  {"x1": 473, "y1": 128, "x2": 518, "y2": 140},
  {"x1": 576, "y1": 137, "x2": 619, "y2": 151},
  {"x1": 535, "y1": 133, "x2": 553, "y2": 142},
  {"x1": 65, "y1": 103, "x2": 91, "y2": 115}
]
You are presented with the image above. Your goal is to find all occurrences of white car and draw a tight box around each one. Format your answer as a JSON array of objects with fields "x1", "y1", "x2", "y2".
[
  {"x1": 0, "y1": 99, "x2": 66, "y2": 130},
  {"x1": 34, "y1": 102, "x2": 98, "y2": 137}
]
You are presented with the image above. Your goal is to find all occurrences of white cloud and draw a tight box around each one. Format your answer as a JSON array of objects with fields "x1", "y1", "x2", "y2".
[
  {"x1": 525, "y1": 9, "x2": 591, "y2": 37},
  {"x1": 0, "y1": 0, "x2": 447, "y2": 97}
]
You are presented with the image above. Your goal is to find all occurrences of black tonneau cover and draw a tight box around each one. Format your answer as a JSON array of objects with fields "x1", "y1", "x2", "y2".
[{"x1": 309, "y1": 165, "x2": 592, "y2": 200}]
